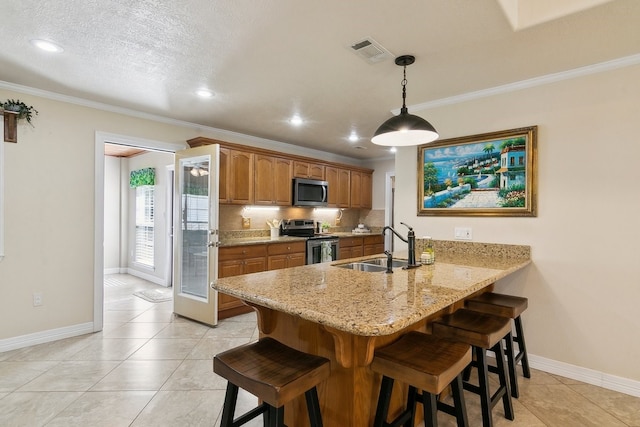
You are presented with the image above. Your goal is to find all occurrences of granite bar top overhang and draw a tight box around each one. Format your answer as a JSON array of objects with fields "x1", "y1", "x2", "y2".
[{"x1": 213, "y1": 243, "x2": 531, "y2": 336}]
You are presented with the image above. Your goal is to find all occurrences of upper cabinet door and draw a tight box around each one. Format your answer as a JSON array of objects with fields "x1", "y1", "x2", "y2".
[
  {"x1": 220, "y1": 147, "x2": 254, "y2": 204},
  {"x1": 255, "y1": 154, "x2": 292, "y2": 205},
  {"x1": 293, "y1": 161, "x2": 325, "y2": 180}
]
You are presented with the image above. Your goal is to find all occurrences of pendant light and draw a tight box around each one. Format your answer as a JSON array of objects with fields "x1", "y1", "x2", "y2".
[{"x1": 371, "y1": 55, "x2": 439, "y2": 146}]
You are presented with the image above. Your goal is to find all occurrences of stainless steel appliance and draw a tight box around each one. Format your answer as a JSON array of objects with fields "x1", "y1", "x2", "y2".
[
  {"x1": 280, "y1": 219, "x2": 339, "y2": 264},
  {"x1": 292, "y1": 178, "x2": 329, "y2": 207}
]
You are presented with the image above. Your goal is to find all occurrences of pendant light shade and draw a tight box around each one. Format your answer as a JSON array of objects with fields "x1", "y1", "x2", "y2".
[{"x1": 372, "y1": 55, "x2": 439, "y2": 147}]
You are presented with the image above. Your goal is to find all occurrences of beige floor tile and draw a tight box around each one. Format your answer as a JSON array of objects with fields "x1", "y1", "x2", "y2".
[
  {"x1": 205, "y1": 320, "x2": 258, "y2": 339},
  {"x1": 69, "y1": 338, "x2": 149, "y2": 361},
  {"x1": 105, "y1": 297, "x2": 155, "y2": 311},
  {"x1": 129, "y1": 338, "x2": 201, "y2": 360},
  {"x1": 161, "y1": 359, "x2": 227, "y2": 391},
  {"x1": 187, "y1": 337, "x2": 253, "y2": 360},
  {"x1": 131, "y1": 390, "x2": 226, "y2": 426},
  {"x1": 90, "y1": 359, "x2": 181, "y2": 391},
  {"x1": 570, "y1": 383, "x2": 640, "y2": 426},
  {"x1": 519, "y1": 383, "x2": 628, "y2": 426},
  {"x1": 0, "y1": 361, "x2": 59, "y2": 392},
  {"x1": 103, "y1": 309, "x2": 145, "y2": 323},
  {"x1": 6, "y1": 335, "x2": 95, "y2": 361},
  {"x1": 45, "y1": 391, "x2": 156, "y2": 427},
  {"x1": 154, "y1": 322, "x2": 210, "y2": 339},
  {"x1": 0, "y1": 391, "x2": 83, "y2": 426},
  {"x1": 103, "y1": 322, "x2": 170, "y2": 339},
  {"x1": 18, "y1": 360, "x2": 120, "y2": 391},
  {"x1": 130, "y1": 309, "x2": 178, "y2": 323}
]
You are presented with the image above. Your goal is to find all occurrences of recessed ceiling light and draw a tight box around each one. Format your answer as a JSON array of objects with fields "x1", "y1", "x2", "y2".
[
  {"x1": 389, "y1": 147, "x2": 397, "y2": 153},
  {"x1": 289, "y1": 115, "x2": 303, "y2": 126},
  {"x1": 30, "y1": 39, "x2": 64, "y2": 53},
  {"x1": 196, "y1": 89, "x2": 214, "y2": 98},
  {"x1": 348, "y1": 132, "x2": 359, "y2": 142}
]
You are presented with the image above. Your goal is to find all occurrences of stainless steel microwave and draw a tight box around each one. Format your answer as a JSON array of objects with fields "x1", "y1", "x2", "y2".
[{"x1": 292, "y1": 178, "x2": 329, "y2": 207}]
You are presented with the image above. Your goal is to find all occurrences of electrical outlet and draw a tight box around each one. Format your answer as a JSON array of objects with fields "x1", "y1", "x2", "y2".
[
  {"x1": 454, "y1": 227, "x2": 473, "y2": 240},
  {"x1": 33, "y1": 292, "x2": 43, "y2": 307},
  {"x1": 242, "y1": 217, "x2": 251, "y2": 229}
]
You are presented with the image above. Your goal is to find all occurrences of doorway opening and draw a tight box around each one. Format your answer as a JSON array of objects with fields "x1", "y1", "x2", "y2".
[{"x1": 94, "y1": 132, "x2": 184, "y2": 332}]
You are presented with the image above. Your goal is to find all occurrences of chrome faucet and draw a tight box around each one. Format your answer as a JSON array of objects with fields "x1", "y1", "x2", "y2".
[{"x1": 382, "y1": 222, "x2": 419, "y2": 269}]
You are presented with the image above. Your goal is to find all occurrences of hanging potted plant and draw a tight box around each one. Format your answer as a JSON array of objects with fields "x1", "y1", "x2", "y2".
[{"x1": 2, "y1": 99, "x2": 38, "y2": 126}]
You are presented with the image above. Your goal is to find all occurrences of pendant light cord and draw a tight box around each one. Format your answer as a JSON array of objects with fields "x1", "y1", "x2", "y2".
[{"x1": 400, "y1": 65, "x2": 408, "y2": 114}]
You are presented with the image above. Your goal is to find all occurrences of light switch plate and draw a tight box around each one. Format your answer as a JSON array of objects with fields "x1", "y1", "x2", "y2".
[
  {"x1": 242, "y1": 217, "x2": 251, "y2": 229},
  {"x1": 454, "y1": 227, "x2": 472, "y2": 240}
]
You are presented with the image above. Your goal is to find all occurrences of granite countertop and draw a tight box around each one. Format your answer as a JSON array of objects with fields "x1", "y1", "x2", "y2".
[
  {"x1": 219, "y1": 232, "x2": 382, "y2": 247},
  {"x1": 213, "y1": 246, "x2": 531, "y2": 336},
  {"x1": 219, "y1": 235, "x2": 307, "y2": 247}
]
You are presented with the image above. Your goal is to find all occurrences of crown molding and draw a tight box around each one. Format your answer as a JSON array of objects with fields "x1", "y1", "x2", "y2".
[
  {"x1": 0, "y1": 80, "x2": 364, "y2": 166},
  {"x1": 401, "y1": 53, "x2": 640, "y2": 114}
]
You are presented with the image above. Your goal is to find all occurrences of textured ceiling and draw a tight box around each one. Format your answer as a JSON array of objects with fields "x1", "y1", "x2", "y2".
[{"x1": 2, "y1": 0, "x2": 639, "y2": 160}]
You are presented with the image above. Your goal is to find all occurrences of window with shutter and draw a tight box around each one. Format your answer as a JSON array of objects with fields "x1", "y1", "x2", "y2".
[{"x1": 135, "y1": 185, "x2": 154, "y2": 267}]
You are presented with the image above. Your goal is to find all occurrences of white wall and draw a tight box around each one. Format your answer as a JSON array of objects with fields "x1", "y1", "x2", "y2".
[
  {"x1": 103, "y1": 156, "x2": 121, "y2": 273},
  {"x1": 364, "y1": 157, "x2": 395, "y2": 210},
  {"x1": 394, "y1": 63, "x2": 640, "y2": 383}
]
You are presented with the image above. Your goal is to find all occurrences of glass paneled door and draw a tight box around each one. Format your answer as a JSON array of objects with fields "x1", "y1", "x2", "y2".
[{"x1": 173, "y1": 144, "x2": 219, "y2": 326}]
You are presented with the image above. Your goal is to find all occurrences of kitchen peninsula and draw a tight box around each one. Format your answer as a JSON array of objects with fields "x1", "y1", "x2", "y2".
[{"x1": 213, "y1": 242, "x2": 530, "y2": 426}]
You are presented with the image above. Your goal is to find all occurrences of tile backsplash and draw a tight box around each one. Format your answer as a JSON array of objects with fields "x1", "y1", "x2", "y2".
[{"x1": 219, "y1": 205, "x2": 384, "y2": 232}]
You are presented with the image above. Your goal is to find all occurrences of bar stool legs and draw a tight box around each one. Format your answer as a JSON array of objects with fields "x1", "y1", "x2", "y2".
[
  {"x1": 214, "y1": 338, "x2": 330, "y2": 427},
  {"x1": 465, "y1": 292, "x2": 531, "y2": 398},
  {"x1": 513, "y1": 314, "x2": 531, "y2": 378},
  {"x1": 432, "y1": 309, "x2": 515, "y2": 427},
  {"x1": 371, "y1": 332, "x2": 472, "y2": 427}
]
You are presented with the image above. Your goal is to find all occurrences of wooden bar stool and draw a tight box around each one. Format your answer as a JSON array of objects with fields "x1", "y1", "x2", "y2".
[
  {"x1": 213, "y1": 338, "x2": 330, "y2": 427},
  {"x1": 465, "y1": 292, "x2": 530, "y2": 398},
  {"x1": 431, "y1": 309, "x2": 514, "y2": 427},
  {"x1": 371, "y1": 332, "x2": 472, "y2": 427}
]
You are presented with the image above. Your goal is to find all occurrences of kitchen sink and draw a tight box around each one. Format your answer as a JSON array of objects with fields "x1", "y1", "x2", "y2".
[
  {"x1": 361, "y1": 258, "x2": 408, "y2": 268},
  {"x1": 333, "y1": 258, "x2": 408, "y2": 272},
  {"x1": 334, "y1": 262, "x2": 388, "y2": 272}
]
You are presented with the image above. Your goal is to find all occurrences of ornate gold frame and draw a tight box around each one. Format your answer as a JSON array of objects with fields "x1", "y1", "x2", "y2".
[{"x1": 417, "y1": 126, "x2": 537, "y2": 217}]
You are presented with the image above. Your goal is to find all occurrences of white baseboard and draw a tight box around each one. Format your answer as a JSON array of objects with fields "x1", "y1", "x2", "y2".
[
  {"x1": 529, "y1": 354, "x2": 640, "y2": 398},
  {"x1": 126, "y1": 268, "x2": 169, "y2": 287},
  {"x1": 103, "y1": 267, "x2": 121, "y2": 275},
  {"x1": 0, "y1": 322, "x2": 95, "y2": 353}
]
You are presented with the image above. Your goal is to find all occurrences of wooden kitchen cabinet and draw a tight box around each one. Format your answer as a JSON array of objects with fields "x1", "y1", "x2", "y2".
[
  {"x1": 219, "y1": 148, "x2": 254, "y2": 205},
  {"x1": 254, "y1": 154, "x2": 292, "y2": 206},
  {"x1": 350, "y1": 171, "x2": 362, "y2": 208},
  {"x1": 326, "y1": 166, "x2": 350, "y2": 208},
  {"x1": 217, "y1": 244, "x2": 267, "y2": 318},
  {"x1": 293, "y1": 161, "x2": 325, "y2": 180},
  {"x1": 349, "y1": 171, "x2": 373, "y2": 209},
  {"x1": 339, "y1": 236, "x2": 364, "y2": 260},
  {"x1": 363, "y1": 235, "x2": 384, "y2": 256},
  {"x1": 361, "y1": 172, "x2": 373, "y2": 209},
  {"x1": 187, "y1": 137, "x2": 373, "y2": 210},
  {"x1": 267, "y1": 241, "x2": 306, "y2": 270}
]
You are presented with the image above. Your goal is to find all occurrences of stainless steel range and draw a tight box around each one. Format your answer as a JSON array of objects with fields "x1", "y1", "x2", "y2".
[{"x1": 280, "y1": 219, "x2": 340, "y2": 264}]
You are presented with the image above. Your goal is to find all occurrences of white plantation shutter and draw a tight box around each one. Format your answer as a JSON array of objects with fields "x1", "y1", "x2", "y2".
[{"x1": 135, "y1": 185, "x2": 154, "y2": 267}]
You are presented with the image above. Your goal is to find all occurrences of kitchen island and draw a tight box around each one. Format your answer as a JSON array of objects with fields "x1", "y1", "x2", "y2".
[{"x1": 213, "y1": 242, "x2": 530, "y2": 426}]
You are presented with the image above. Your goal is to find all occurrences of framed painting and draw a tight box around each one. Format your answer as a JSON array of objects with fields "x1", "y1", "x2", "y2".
[{"x1": 417, "y1": 126, "x2": 537, "y2": 217}]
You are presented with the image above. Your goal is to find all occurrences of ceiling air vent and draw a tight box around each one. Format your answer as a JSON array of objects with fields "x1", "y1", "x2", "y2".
[{"x1": 349, "y1": 38, "x2": 392, "y2": 64}]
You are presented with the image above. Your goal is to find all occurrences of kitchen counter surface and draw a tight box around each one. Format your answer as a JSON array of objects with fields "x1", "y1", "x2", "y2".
[
  {"x1": 218, "y1": 235, "x2": 307, "y2": 247},
  {"x1": 213, "y1": 246, "x2": 531, "y2": 336},
  {"x1": 219, "y1": 232, "x2": 379, "y2": 247}
]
